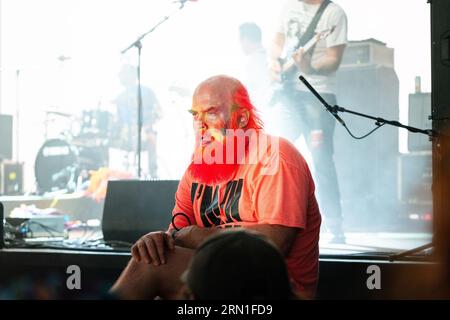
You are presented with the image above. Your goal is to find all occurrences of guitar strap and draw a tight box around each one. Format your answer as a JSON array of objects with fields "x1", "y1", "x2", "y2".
[
  {"x1": 297, "y1": 0, "x2": 332, "y2": 48},
  {"x1": 269, "y1": 0, "x2": 332, "y2": 105}
]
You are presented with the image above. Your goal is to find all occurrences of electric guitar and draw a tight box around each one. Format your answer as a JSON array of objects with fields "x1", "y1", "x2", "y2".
[{"x1": 270, "y1": 26, "x2": 336, "y2": 105}]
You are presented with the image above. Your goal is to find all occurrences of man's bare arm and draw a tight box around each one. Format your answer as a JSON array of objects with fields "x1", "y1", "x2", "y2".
[
  {"x1": 175, "y1": 224, "x2": 298, "y2": 256},
  {"x1": 269, "y1": 32, "x2": 286, "y2": 61},
  {"x1": 311, "y1": 44, "x2": 346, "y2": 74},
  {"x1": 244, "y1": 224, "x2": 298, "y2": 255}
]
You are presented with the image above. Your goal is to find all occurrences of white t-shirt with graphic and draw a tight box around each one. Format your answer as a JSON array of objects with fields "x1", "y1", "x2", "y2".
[{"x1": 277, "y1": 0, "x2": 348, "y2": 94}]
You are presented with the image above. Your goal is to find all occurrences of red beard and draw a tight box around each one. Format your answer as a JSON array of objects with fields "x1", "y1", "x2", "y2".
[{"x1": 188, "y1": 130, "x2": 248, "y2": 185}]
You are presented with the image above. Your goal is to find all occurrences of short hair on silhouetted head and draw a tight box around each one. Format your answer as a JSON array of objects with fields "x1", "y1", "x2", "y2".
[{"x1": 181, "y1": 229, "x2": 294, "y2": 300}]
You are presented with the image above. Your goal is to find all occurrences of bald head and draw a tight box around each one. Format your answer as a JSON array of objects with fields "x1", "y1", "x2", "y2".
[
  {"x1": 191, "y1": 75, "x2": 263, "y2": 131},
  {"x1": 193, "y1": 75, "x2": 243, "y2": 107},
  {"x1": 194, "y1": 75, "x2": 243, "y2": 93},
  {"x1": 188, "y1": 75, "x2": 264, "y2": 185}
]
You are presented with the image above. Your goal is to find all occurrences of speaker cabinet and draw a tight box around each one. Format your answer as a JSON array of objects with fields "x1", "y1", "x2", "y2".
[
  {"x1": 334, "y1": 65, "x2": 399, "y2": 228},
  {"x1": 431, "y1": 0, "x2": 450, "y2": 272},
  {"x1": 408, "y1": 93, "x2": 432, "y2": 152},
  {"x1": 0, "y1": 114, "x2": 13, "y2": 161},
  {"x1": 341, "y1": 39, "x2": 394, "y2": 69},
  {"x1": 0, "y1": 162, "x2": 24, "y2": 195}
]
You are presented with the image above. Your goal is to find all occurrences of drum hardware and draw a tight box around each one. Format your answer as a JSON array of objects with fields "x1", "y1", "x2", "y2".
[
  {"x1": 79, "y1": 109, "x2": 112, "y2": 139},
  {"x1": 36, "y1": 108, "x2": 114, "y2": 194},
  {"x1": 44, "y1": 109, "x2": 77, "y2": 141},
  {"x1": 34, "y1": 138, "x2": 108, "y2": 194},
  {"x1": 34, "y1": 139, "x2": 78, "y2": 194}
]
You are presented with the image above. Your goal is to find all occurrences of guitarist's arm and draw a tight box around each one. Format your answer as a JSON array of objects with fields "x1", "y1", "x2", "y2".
[
  {"x1": 293, "y1": 44, "x2": 346, "y2": 76},
  {"x1": 268, "y1": 32, "x2": 286, "y2": 82},
  {"x1": 312, "y1": 44, "x2": 346, "y2": 74}
]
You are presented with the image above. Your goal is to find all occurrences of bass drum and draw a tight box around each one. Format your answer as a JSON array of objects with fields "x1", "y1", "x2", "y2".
[{"x1": 34, "y1": 139, "x2": 78, "y2": 193}]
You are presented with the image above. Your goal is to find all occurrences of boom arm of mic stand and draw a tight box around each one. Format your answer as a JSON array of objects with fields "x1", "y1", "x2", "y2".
[
  {"x1": 121, "y1": 2, "x2": 188, "y2": 54},
  {"x1": 120, "y1": 2, "x2": 190, "y2": 177},
  {"x1": 298, "y1": 75, "x2": 435, "y2": 138},
  {"x1": 298, "y1": 75, "x2": 347, "y2": 127}
]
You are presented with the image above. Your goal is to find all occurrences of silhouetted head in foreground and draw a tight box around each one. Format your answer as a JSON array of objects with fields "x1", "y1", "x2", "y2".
[{"x1": 180, "y1": 229, "x2": 296, "y2": 300}]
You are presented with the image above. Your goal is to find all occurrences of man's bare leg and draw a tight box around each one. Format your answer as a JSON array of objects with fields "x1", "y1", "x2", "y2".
[{"x1": 110, "y1": 246, "x2": 194, "y2": 299}]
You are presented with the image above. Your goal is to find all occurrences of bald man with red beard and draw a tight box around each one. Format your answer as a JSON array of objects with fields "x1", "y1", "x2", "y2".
[{"x1": 110, "y1": 75, "x2": 321, "y2": 300}]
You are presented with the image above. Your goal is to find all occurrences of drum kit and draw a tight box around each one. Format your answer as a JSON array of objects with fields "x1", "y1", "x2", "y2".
[{"x1": 35, "y1": 109, "x2": 113, "y2": 194}]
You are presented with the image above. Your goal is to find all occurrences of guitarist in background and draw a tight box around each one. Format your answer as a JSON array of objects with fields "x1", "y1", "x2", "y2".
[{"x1": 269, "y1": 0, "x2": 347, "y2": 244}]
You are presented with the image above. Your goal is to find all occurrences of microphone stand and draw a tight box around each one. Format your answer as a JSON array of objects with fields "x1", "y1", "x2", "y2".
[
  {"x1": 121, "y1": 1, "x2": 190, "y2": 178},
  {"x1": 299, "y1": 75, "x2": 439, "y2": 261},
  {"x1": 298, "y1": 75, "x2": 435, "y2": 139}
]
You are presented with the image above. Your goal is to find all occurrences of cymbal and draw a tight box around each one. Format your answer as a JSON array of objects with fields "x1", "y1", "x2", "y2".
[
  {"x1": 45, "y1": 109, "x2": 73, "y2": 118},
  {"x1": 72, "y1": 136, "x2": 108, "y2": 148}
]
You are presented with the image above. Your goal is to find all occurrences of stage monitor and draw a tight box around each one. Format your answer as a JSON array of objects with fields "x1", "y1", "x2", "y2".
[{"x1": 102, "y1": 180, "x2": 179, "y2": 244}]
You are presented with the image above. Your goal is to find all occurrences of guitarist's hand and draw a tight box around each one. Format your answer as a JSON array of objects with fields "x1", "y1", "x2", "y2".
[
  {"x1": 292, "y1": 48, "x2": 314, "y2": 74},
  {"x1": 269, "y1": 59, "x2": 282, "y2": 83}
]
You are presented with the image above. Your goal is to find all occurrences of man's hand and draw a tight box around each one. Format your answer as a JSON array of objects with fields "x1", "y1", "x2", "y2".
[
  {"x1": 292, "y1": 48, "x2": 314, "y2": 74},
  {"x1": 131, "y1": 231, "x2": 175, "y2": 266},
  {"x1": 173, "y1": 225, "x2": 216, "y2": 249}
]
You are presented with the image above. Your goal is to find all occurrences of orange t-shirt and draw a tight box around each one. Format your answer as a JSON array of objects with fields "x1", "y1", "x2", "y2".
[{"x1": 171, "y1": 132, "x2": 322, "y2": 299}]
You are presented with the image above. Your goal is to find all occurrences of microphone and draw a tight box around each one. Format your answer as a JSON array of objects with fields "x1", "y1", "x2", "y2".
[
  {"x1": 329, "y1": 105, "x2": 346, "y2": 127},
  {"x1": 299, "y1": 75, "x2": 347, "y2": 127}
]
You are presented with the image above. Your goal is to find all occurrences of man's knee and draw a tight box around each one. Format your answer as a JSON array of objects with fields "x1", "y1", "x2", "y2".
[{"x1": 111, "y1": 246, "x2": 194, "y2": 299}]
